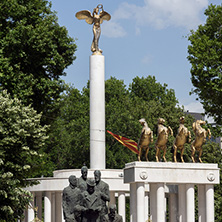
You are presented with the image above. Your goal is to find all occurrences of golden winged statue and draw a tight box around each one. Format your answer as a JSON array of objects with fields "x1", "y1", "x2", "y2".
[{"x1": 75, "y1": 4, "x2": 111, "y2": 54}]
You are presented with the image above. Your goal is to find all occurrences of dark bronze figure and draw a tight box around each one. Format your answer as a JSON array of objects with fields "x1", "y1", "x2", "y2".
[
  {"x1": 78, "y1": 166, "x2": 88, "y2": 192},
  {"x1": 103, "y1": 204, "x2": 123, "y2": 222},
  {"x1": 94, "y1": 170, "x2": 110, "y2": 220},
  {"x1": 62, "y1": 175, "x2": 82, "y2": 222},
  {"x1": 80, "y1": 179, "x2": 102, "y2": 222}
]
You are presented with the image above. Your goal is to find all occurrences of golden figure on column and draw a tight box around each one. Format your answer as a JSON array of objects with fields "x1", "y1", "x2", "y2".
[
  {"x1": 155, "y1": 118, "x2": 173, "y2": 162},
  {"x1": 191, "y1": 120, "x2": 211, "y2": 163},
  {"x1": 173, "y1": 116, "x2": 191, "y2": 162},
  {"x1": 137, "y1": 118, "x2": 153, "y2": 161},
  {"x1": 75, "y1": 4, "x2": 111, "y2": 55}
]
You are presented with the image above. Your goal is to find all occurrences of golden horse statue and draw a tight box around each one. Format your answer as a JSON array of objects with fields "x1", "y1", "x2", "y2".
[
  {"x1": 191, "y1": 119, "x2": 211, "y2": 163},
  {"x1": 137, "y1": 118, "x2": 153, "y2": 161},
  {"x1": 155, "y1": 118, "x2": 173, "y2": 162},
  {"x1": 173, "y1": 116, "x2": 191, "y2": 162}
]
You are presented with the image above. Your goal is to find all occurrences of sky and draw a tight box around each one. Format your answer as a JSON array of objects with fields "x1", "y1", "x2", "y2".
[{"x1": 50, "y1": 0, "x2": 221, "y2": 118}]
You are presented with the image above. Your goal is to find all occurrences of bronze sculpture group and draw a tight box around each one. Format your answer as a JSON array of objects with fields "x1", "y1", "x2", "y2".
[
  {"x1": 62, "y1": 166, "x2": 123, "y2": 222},
  {"x1": 137, "y1": 117, "x2": 211, "y2": 163}
]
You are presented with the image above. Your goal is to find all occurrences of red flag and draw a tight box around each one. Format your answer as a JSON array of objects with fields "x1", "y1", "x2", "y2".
[{"x1": 107, "y1": 130, "x2": 139, "y2": 154}]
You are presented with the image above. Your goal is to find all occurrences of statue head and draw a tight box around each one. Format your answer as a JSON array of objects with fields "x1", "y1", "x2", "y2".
[
  {"x1": 87, "y1": 179, "x2": 96, "y2": 194},
  {"x1": 158, "y1": 118, "x2": 165, "y2": 125},
  {"x1": 180, "y1": 116, "x2": 185, "y2": 124},
  {"x1": 94, "y1": 170, "x2": 101, "y2": 183},
  {"x1": 139, "y1": 118, "x2": 146, "y2": 126},
  {"x1": 109, "y1": 204, "x2": 117, "y2": 219},
  {"x1": 81, "y1": 166, "x2": 88, "y2": 180},
  {"x1": 69, "y1": 175, "x2": 77, "y2": 188}
]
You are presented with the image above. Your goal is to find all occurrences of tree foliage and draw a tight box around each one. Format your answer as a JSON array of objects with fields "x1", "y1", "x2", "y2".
[
  {"x1": 48, "y1": 76, "x2": 193, "y2": 169},
  {"x1": 47, "y1": 75, "x2": 222, "y2": 220},
  {"x1": 187, "y1": 4, "x2": 222, "y2": 125},
  {"x1": 0, "y1": 0, "x2": 77, "y2": 125},
  {"x1": 0, "y1": 90, "x2": 49, "y2": 221}
]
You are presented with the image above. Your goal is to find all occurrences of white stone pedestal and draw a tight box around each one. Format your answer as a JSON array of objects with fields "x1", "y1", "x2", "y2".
[
  {"x1": 89, "y1": 55, "x2": 105, "y2": 169},
  {"x1": 124, "y1": 162, "x2": 220, "y2": 222}
]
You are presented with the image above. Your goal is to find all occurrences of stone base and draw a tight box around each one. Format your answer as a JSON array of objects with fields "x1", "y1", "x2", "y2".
[{"x1": 124, "y1": 161, "x2": 220, "y2": 222}]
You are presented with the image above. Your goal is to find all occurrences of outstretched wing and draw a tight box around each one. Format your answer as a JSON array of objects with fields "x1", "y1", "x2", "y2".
[
  {"x1": 99, "y1": 11, "x2": 111, "y2": 24},
  {"x1": 75, "y1": 10, "x2": 93, "y2": 24}
]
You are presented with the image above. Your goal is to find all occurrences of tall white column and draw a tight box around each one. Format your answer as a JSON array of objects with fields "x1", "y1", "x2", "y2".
[
  {"x1": 144, "y1": 192, "x2": 149, "y2": 221},
  {"x1": 130, "y1": 183, "x2": 137, "y2": 222},
  {"x1": 169, "y1": 193, "x2": 178, "y2": 222},
  {"x1": 157, "y1": 183, "x2": 165, "y2": 222},
  {"x1": 36, "y1": 192, "x2": 42, "y2": 220},
  {"x1": 109, "y1": 191, "x2": 116, "y2": 205},
  {"x1": 150, "y1": 183, "x2": 157, "y2": 222},
  {"x1": 55, "y1": 192, "x2": 63, "y2": 222},
  {"x1": 206, "y1": 185, "x2": 214, "y2": 222},
  {"x1": 118, "y1": 192, "x2": 126, "y2": 222},
  {"x1": 136, "y1": 182, "x2": 145, "y2": 222},
  {"x1": 44, "y1": 191, "x2": 52, "y2": 222},
  {"x1": 90, "y1": 55, "x2": 105, "y2": 169},
  {"x1": 198, "y1": 184, "x2": 206, "y2": 222},
  {"x1": 27, "y1": 192, "x2": 35, "y2": 222},
  {"x1": 186, "y1": 184, "x2": 195, "y2": 222},
  {"x1": 52, "y1": 192, "x2": 55, "y2": 222},
  {"x1": 178, "y1": 184, "x2": 186, "y2": 222}
]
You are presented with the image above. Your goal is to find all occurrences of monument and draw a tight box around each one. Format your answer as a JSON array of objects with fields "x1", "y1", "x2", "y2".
[
  {"x1": 23, "y1": 4, "x2": 220, "y2": 222},
  {"x1": 76, "y1": 5, "x2": 111, "y2": 169}
]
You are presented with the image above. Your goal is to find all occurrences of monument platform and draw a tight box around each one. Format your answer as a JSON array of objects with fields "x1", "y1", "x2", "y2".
[
  {"x1": 124, "y1": 161, "x2": 220, "y2": 222},
  {"x1": 124, "y1": 161, "x2": 219, "y2": 184}
]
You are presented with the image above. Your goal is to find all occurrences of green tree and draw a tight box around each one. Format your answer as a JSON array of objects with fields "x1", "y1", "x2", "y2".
[
  {"x1": 49, "y1": 76, "x2": 191, "y2": 169},
  {"x1": 47, "y1": 85, "x2": 90, "y2": 169},
  {"x1": 187, "y1": 4, "x2": 222, "y2": 125},
  {"x1": 0, "y1": 90, "x2": 49, "y2": 221},
  {"x1": 0, "y1": 0, "x2": 77, "y2": 125}
]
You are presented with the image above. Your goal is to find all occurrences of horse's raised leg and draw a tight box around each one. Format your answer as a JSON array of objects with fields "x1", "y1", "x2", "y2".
[
  {"x1": 198, "y1": 149, "x2": 203, "y2": 163},
  {"x1": 155, "y1": 147, "x2": 160, "y2": 162},
  {"x1": 138, "y1": 147, "x2": 142, "y2": 161},
  {"x1": 191, "y1": 143, "x2": 196, "y2": 163},
  {"x1": 145, "y1": 147, "x2": 149, "y2": 162},
  {"x1": 173, "y1": 144, "x2": 177, "y2": 162},
  {"x1": 163, "y1": 146, "x2": 167, "y2": 162},
  {"x1": 181, "y1": 146, "x2": 185, "y2": 163}
]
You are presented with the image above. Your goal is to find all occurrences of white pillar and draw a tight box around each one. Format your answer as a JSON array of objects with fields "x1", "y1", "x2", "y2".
[
  {"x1": 206, "y1": 185, "x2": 214, "y2": 222},
  {"x1": 44, "y1": 191, "x2": 52, "y2": 222},
  {"x1": 118, "y1": 192, "x2": 126, "y2": 222},
  {"x1": 130, "y1": 183, "x2": 137, "y2": 222},
  {"x1": 55, "y1": 192, "x2": 63, "y2": 222},
  {"x1": 144, "y1": 192, "x2": 149, "y2": 221},
  {"x1": 186, "y1": 184, "x2": 195, "y2": 222},
  {"x1": 178, "y1": 184, "x2": 186, "y2": 222},
  {"x1": 169, "y1": 193, "x2": 178, "y2": 222},
  {"x1": 36, "y1": 192, "x2": 42, "y2": 220},
  {"x1": 27, "y1": 192, "x2": 35, "y2": 222},
  {"x1": 157, "y1": 183, "x2": 165, "y2": 222},
  {"x1": 90, "y1": 55, "x2": 105, "y2": 169},
  {"x1": 136, "y1": 182, "x2": 145, "y2": 222},
  {"x1": 150, "y1": 183, "x2": 157, "y2": 222},
  {"x1": 198, "y1": 185, "x2": 206, "y2": 222},
  {"x1": 109, "y1": 191, "x2": 116, "y2": 205},
  {"x1": 52, "y1": 192, "x2": 55, "y2": 222}
]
